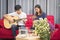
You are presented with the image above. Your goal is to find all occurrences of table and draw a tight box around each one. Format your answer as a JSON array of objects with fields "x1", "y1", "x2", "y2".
[{"x1": 16, "y1": 34, "x2": 40, "y2": 40}]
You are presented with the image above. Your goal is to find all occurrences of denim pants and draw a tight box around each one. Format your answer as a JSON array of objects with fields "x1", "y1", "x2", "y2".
[{"x1": 11, "y1": 24, "x2": 25, "y2": 37}]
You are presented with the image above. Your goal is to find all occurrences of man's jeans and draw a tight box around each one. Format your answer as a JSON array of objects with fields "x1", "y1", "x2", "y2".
[{"x1": 11, "y1": 24, "x2": 25, "y2": 37}]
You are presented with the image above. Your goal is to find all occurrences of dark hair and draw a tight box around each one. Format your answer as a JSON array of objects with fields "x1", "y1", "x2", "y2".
[
  {"x1": 15, "y1": 5, "x2": 21, "y2": 11},
  {"x1": 35, "y1": 5, "x2": 42, "y2": 16}
]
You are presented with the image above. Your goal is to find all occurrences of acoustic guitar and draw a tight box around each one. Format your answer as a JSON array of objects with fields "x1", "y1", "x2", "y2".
[{"x1": 4, "y1": 16, "x2": 26, "y2": 29}]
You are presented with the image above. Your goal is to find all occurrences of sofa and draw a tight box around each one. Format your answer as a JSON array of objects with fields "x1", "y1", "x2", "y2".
[
  {"x1": 50, "y1": 24, "x2": 60, "y2": 40},
  {"x1": 0, "y1": 15, "x2": 33, "y2": 39},
  {"x1": 0, "y1": 15, "x2": 57, "y2": 39},
  {"x1": 26, "y1": 15, "x2": 60, "y2": 40}
]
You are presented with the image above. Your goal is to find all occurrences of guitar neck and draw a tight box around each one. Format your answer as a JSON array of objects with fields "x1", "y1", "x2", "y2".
[{"x1": 14, "y1": 18, "x2": 26, "y2": 22}]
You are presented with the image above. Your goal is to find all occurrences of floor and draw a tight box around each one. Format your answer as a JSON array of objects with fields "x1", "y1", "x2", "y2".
[{"x1": 0, "y1": 38, "x2": 15, "y2": 40}]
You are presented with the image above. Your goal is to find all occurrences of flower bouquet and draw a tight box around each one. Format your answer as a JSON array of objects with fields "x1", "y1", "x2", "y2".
[{"x1": 33, "y1": 18, "x2": 50, "y2": 40}]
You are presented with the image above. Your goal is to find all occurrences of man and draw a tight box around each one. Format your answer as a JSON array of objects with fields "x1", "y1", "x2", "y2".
[{"x1": 4, "y1": 5, "x2": 27, "y2": 37}]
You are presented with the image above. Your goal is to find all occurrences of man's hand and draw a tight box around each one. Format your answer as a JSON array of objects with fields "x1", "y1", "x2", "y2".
[
  {"x1": 9, "y1": 19, "x2": 14, "y2": 23},
  {"x1": 23, "y1": 18, "x2": 27, "y2": 23},
  {"x1": 4, "y1": 14, "x2": 14, "y2": 23}
]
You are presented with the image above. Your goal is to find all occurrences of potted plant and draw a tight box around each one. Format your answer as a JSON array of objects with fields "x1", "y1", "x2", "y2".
[{"x1": 33, "y1": 18, "x2": 50, "y2": 40}]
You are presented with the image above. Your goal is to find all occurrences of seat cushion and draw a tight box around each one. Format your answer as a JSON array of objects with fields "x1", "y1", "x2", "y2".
[{"x1": 50, "y1": 29, "x2": 60, "y2": 40}]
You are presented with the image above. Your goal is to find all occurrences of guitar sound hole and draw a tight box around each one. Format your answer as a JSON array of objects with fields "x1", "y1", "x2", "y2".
[
  {"x1": 13, "y1": 19, "x2": 15, "y2": 22},
  {"x1": 9, "y1": 21, "x2": 11, "y2": 24}
]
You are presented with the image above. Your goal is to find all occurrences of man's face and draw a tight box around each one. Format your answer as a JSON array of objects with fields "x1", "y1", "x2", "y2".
[{"x1": 16, "y1": 9, "x2": 21, "y2": 14}]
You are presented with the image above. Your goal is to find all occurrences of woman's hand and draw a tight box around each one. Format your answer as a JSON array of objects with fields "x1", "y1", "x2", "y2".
[{"x1": 33, "y1": 15, "x2": 37, "y2": 19}]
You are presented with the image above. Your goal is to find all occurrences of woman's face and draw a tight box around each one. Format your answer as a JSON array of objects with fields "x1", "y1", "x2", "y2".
[{"x1": 35, "y1": 7, "x2": 40, "y2": 13}]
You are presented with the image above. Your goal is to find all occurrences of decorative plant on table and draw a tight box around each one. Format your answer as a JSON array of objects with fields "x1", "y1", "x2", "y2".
[{"x1": 33, "y1": 18, "x2": 50, "y2": 40}]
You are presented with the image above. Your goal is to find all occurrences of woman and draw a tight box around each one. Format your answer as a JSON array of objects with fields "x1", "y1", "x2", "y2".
[
  {"x1": 33, "y1": 5, "x2": 55, "y2": 32},
  {"x1": 31, "y1": 5, "x2": 46, "y2": 29},
  {"x1": 34, "y1": 5, "x2": 46, "y2": 20}
]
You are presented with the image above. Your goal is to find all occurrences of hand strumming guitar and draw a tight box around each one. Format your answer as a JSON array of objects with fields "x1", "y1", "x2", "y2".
[{"x1": 4, "y1": 14, "x2": 14, "y2": 23}]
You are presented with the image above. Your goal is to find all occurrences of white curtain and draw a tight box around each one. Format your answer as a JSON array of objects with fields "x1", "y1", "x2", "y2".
[
  {"x1": 8, "y1": 0, "x2": 15, "y2": 13},
  {"x1": 56, "y1": 0, "x2": 60, "y2": 23},
  {"x1": 16, "y1": 0, "x2": 47, "y2": 14},
  {"x1": 16, "y1": 0, "x2": 33, "y2": 14},
  {"x1": 0, "y1": 0, "x2": 7, "y2": 19},
  {"x1": 34, "y1": 0, "x2": 47, "y2": 14},
  {"x1": 7, "y1": 0, "x2": 47, "y2": 14}
]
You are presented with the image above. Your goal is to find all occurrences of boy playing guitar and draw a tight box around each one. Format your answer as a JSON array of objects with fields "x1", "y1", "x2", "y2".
[{"x1": 4, "y1": 5, "x2": 27, "y2": 37}]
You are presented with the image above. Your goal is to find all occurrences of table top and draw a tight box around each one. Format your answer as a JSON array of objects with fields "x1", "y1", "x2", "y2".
[{"x1": 16, "y1": 34, "x2": 40, "y2": 40}]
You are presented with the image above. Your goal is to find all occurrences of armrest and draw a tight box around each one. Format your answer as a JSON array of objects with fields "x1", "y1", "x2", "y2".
[
  {"x1": 0, "y1": 19, "x2": 4, "y2": 28},
  {"x1": 55, "y1": 24, "x2": 60, "y2": 29},
  {"x1": 48, "y1": 21, "x2": 55, "y2": 32}
]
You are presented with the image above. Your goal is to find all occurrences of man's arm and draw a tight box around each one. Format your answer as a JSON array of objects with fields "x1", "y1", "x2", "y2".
[
  {"x1": 23, "y1": 14, "x2": 27, "y2": 23},
  {"x1": 3, "y1": 14, "x2": 14, "y2": 22}
]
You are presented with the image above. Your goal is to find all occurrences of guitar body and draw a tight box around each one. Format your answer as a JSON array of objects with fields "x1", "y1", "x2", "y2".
[{"x1": 4, "y1": 16, "x2": 19, "y2": 29}]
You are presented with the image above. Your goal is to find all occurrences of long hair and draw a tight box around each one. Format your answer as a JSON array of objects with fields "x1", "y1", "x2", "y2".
[{"x1": 35, "y1": 5, "x2": 42, "y2": 16}]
